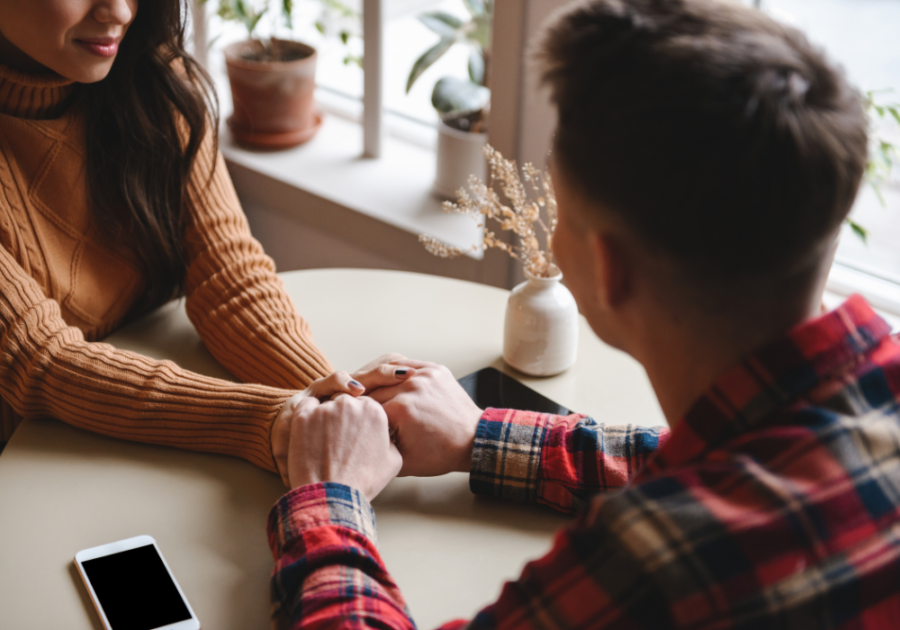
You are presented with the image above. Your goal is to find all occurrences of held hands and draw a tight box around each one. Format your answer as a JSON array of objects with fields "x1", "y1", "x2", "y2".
[
  {"x1": 273, "y1": 354, "x2": 483, "y2": 496},
  {"x1": 287, "y1": 395, "x2": 402, "y2": 501},
  {"x1": 272, "y1": 368, "x2": 413, "y2": 487},
  {"x1": 363, "y1": 358, "x2": 483, "y2": 478}
]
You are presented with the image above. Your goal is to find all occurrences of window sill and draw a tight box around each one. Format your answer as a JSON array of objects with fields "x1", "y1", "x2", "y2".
[
  {"x1": 826, "y1": 262, "x2": 900, "y2": 330},
  {"x1": 220, "y1": 111, "x2": 481, "y2": 256},
  {"x1": 216, "y1": 84, "x2": 900, "y2": 320}
]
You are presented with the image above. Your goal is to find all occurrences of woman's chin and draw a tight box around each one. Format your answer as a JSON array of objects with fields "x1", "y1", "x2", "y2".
[
  {"x1": 67, "y1": 62, "x2": 116, "y2": 84},
  {"x1": 46, "y1": 51, "x2": 117, "y2": 84}
]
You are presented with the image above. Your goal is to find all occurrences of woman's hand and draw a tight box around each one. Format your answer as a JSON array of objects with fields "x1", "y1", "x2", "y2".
[{"x1": 350, "y1": 353, "x2": 418, "y2": 393}]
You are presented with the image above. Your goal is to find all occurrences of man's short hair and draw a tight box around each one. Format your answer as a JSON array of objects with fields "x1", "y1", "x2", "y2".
[{"x1": 538, "y1": 0, "x2": 868, "y2": 282}]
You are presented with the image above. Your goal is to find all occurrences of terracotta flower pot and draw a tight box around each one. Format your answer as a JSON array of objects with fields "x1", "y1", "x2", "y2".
[{"x1": 224, "y1": 38, "x2": 323, "y2": 149}]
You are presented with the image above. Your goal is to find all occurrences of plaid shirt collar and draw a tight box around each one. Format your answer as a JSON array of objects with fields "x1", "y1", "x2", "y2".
[{"x1": 640, "y1": 294, "x2": 893, "y2": 479}]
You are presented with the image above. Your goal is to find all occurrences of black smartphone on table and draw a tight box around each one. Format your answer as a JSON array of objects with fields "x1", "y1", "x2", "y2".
[{"x1": 458, "y1": 367, "x2": 572, "y2": 416}]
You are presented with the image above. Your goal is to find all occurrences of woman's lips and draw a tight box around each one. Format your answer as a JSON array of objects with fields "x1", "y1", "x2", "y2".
[{"x1": 75, "y1": 37, "x2": 119, "y2": 58}]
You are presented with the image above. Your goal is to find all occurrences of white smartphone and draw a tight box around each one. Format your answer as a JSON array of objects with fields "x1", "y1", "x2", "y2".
[{"x1": 74, "y1": 535, "x2": 201, "y2": 630}]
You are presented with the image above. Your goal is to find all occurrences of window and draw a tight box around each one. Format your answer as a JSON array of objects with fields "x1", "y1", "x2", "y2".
[
  {"x1": 200, "y1": 0, "x2": 481, "y2": 130},
  {"x1": 751, "y1": 0, "x2": 900, "y2": 311},
  {"x1": 193, "y1": 0, "x2": 900, "y2": 308}
]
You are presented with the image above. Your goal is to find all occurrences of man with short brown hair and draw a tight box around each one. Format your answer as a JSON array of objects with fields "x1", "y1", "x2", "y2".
[{"x1": 265, "y1": 0, "x2": 900, "y2": 628}]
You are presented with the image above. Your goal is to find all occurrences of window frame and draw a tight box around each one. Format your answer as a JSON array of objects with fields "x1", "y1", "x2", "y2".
[{"x1": 190, "y1": 0, "x2": 900, "y2": 315}]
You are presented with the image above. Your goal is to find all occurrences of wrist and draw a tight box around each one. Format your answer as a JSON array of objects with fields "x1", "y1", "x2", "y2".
[
  {"x1": 456, "y1": 442, "x2": 474, "y2": 473},
  {"x1": 455, "y1": 409, "x2": 482, "y2": 473}
]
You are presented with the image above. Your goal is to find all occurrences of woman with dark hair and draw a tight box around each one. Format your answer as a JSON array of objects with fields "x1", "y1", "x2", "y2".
[{"x1": 0, "y1": 0, "x2": 376, "y2": 482}]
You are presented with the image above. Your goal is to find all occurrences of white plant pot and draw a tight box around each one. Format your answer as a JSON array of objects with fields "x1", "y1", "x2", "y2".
[
  {"x1": 434, "y1": 121, "x2": 488, "y2": 199},
  {"x1": 503, "y1": 265, "x2": 579, "y2": 377}
]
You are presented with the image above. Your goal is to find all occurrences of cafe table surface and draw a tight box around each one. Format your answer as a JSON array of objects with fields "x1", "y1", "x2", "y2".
[{"x1": 0, "y1": 268, "x2": 665, "y2": 630}]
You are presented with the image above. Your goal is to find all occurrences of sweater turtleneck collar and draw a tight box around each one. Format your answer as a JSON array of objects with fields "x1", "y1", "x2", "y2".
[{"x1": 0, "y1": 64, "x2": 76, "y2": 120}]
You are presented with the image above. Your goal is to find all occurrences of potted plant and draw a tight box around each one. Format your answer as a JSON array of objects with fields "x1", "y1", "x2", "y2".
[
  {"x1": 420, "y1": 144, "x2": 578, "y2": 376},
  {"x1": 205, "y1": 0, "x2": 323, "y2": 148},
  {"x1": 406, "y1": 0, "x2": 492, "y2": 198},
  {"x1": 848, "y1": 91, "x2": 900, "y2": 242}
]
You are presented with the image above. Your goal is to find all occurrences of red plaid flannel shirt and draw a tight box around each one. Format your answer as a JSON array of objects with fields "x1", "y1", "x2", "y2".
[{"x1": 267, "y1": 295, "x2": 900, "y2": 629}]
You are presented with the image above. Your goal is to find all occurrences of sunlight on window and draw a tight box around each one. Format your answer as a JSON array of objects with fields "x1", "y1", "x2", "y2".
[
  {"x1": 205, "y1": 0, "x2": 477, "y2": 126},
  {"x1": 201, "y1": 0, "x2": 899, "y2": 285},
  {"x1": 762, "y1": 0, "x2": 900, "y2": 283}
]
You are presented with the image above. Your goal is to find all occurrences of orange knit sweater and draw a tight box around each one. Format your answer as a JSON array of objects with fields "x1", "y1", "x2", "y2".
[{"x1": 0, "y1": 64, "x2": 333, "y2": 471}]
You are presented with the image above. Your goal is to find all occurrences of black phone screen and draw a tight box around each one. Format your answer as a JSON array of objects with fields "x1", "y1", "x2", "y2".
[
  {"x1": 458, "y1": 367, "x2": 572, "y2": 416},
  {"x1": 81, "y1": 545, "x2": 191, "y2": 630}
]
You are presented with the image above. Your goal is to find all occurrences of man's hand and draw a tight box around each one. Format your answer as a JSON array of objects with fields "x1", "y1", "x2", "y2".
[
  {"x1": 367, "y1": 360, "x2": 483, "y2": 477},
  {"x1": 272, "y1": 368, "x2": 411, "y2": 486},
  {"x1": 271, "y1": 371, "x2": 361, "y2": 486},
  {"x1": 287, "y1": 395, "x2": 402, "y2": 501}
]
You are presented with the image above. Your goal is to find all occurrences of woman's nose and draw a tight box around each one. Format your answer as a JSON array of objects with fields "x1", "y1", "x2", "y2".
[{"x1": 93, "y1": 0, "x2": 136, "y2": 26}]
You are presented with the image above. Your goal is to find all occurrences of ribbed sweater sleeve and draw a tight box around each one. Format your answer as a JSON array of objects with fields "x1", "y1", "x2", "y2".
[
  {"x1": 182, "y1": 129, "x2": 333, "y2": 390},
  {"x1": 0, "y1": 243, "x2": 290, "y2": 471}
]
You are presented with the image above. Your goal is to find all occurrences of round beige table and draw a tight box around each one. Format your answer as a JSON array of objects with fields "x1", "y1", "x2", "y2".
[{"x1": 0, "y1": 269, "x2": 665, "y2": 630}]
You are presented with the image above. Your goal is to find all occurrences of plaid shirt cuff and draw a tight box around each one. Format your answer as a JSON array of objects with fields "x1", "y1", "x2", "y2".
[
  {"x1": 469, "y1": 408, "x2": 551, "y2": 503},
  {"x1": 267, "y1": 482, "x2": 377, "y2": 557}
]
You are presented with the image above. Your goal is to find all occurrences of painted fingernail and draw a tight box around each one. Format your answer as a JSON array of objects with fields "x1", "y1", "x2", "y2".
[
  {"x1": 349, "y1": 380, "x2": 364, "y2": 389},
  {"x1": 394, "y1": 368, "x2": 414, "y2": 377}
]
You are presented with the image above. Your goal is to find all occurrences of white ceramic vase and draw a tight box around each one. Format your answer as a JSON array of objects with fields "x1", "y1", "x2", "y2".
[
  {"x1": 433, "y1": 121, "x2": 488, "y2": 199},
  {"x1": 503, "y1": 265, "x2": 579, "y2": 377}
]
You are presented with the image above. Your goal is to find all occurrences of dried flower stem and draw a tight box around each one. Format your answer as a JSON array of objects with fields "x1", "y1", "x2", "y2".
[{"x1": 420, "y1": 145, "x2": 558, "y2": 277}]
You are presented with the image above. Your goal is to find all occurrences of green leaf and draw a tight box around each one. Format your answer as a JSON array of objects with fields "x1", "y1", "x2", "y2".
[
  {"x1": 223, "y1": 0, "x2": 267, "y2": 37},
  {"x1": 888, "y1": 106, "x2": 900, "y2": 126},
  {"x1": 315, "y1": 20, "x2": 326, "y2": 34},
  {"x1": 871, "y1": 179, "x2": 886, "y2": 206},
  {"x1": 846, "y1": 218, "x2": 868, "y2": 244},
  {"x1": 431, "y1": 76, "x2": 490, "y2": 115},
  {"x1": 217, "y1": 4, "x2": 236, "y2": 21},
  {"x1": 875, "y1": 105, "x2": 886, "y2": 118},
  {"x1": 321, "y1": 0, "x2": 359, "y2": 18},
  {"x1": 879, "y1": 141, "x2": 896, "y2": 167},
  {"x1": 405, "y1": 37, "x2": 454, "y2": 93},
  {"x1": 282, "y1": 0, "x2": 293, "y2": 29},
  {"x1": 340, "y1": 30, "x2": 350, "y2": 44},
  {"x1": 866, "y1": 158, "x2": 878, "y2": 180},
  {"x1": 467, "y1": 12, "x2": 492, "y2": 50},
  {"x1": 234, "y1": 0, "x2": 248, "y2": 21},
  {"x1": 462, "y1": 0, "x2": 487, "y2": 16},
  {"x1": 247, "y1": 8, "x2": 266, "y2": 37},
  {"x1": 418, "y1": 12, "x2": 464, "y2": 38},
  {"x1": 468, "y1": 46, "x2": 485, "y2": 85},
  {"x1": 343, "y1": 54, "x2": 364, "y2": 68}
]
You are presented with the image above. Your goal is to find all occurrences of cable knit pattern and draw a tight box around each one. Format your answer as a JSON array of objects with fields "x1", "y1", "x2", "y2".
[{"x1": 0, "y1": 64, "x2": 333, "y2": 469}]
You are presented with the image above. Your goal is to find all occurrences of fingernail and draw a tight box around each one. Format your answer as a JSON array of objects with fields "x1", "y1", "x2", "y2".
[
  {"x1": 349, "y1": 380, "x2": 364, "y2": 389},
  {"x1": 394, "y1": 368, "x2": 414, "y2": 377}
]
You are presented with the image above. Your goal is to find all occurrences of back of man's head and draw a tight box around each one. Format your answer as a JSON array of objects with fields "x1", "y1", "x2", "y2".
[{"x1": 539, "y1": 0, "x2": 868, "y2": 295}]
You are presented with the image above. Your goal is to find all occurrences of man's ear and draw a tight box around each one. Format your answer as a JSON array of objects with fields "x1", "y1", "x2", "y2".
[{"x1": 588, "y1": 230, "x2": 631, "y2": 310}]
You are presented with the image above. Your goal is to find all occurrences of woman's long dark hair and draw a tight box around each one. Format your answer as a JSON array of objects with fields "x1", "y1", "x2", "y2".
[{"x1": 83, "y1": 0, "x2": 218, "y2": 313}]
